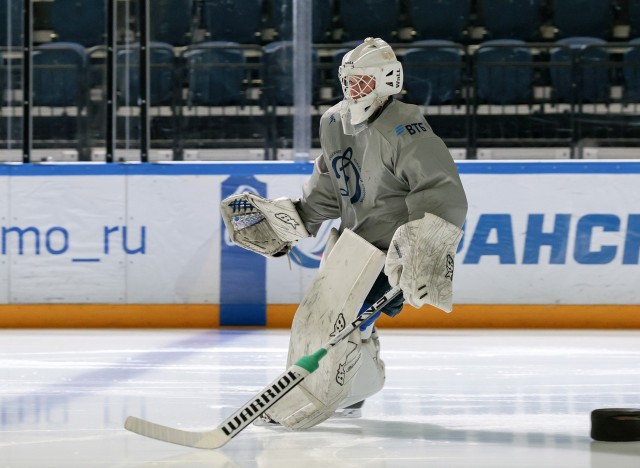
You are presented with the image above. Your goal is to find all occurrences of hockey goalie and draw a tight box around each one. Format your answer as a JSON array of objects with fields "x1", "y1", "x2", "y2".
[{"x1": 220, "y1": 37, "x2": 468, "y2": 430}]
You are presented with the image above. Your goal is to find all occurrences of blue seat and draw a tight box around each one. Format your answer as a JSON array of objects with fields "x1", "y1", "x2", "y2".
[
  {"x1": 630, "y1": 0, "x2": 640, "y2": 40},
  {"x1": 32, "y1": 42, "x2": 89, "y2": 153},
  {"x1": 553, "y1": 0, "x2": 612, "y2": 39},
  {"x1": 550, "y1": 37, "x2": 610, "y2": 103},
  {"x1": 51, "y1": 0, "x2": 106, "y2": 47},
  {"x1": 150, "y1": 0, "x2": 193, "y2": 46},
  {"x1": 339, "y1": 0, "x2": 399, "y2": 42},
  {"x1": 623, "y1": 39, "x2": 640, "y2": 101},
  {"x1": 475, "y1": 40, "x2": 533, "y2": 104},
  {"x1": 409, "y1": 0, "x2": 470, "y2": 42},
  {"x1": 116, "y1": 42, "x2": 177, "y2": 106},
  {"x1": 203, "y1": 0, "x2": 262, "y2": 44},
  {"x1": 403, "y1": 40, "x2": 463, "y2": 105},
  {"x1": 481, "y1": 0, "x2": 542, "y2": 41},
  {"x1": 262, "y1": 41, "x2": 319, "y2": 106},
  {"x1": 271, "y1": 0, "x2": 332, "y2": 43},
  {"x1": 183, "y1": 42, "x2": 247, "y2": 106},
  {"x1": 0, "y1": 0, "x2": 22, "y2": 103},
  {"x1": 33, "y1": 42, "x2": 88, "y2": 107},
  {"x1": 0, "y1": 0, "x2": 22, "y2": 47}
]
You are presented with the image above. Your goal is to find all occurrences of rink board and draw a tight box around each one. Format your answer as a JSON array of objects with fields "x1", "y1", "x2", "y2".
[{"x1": 0, "y1": 160, "x2": 639, "y2": 328}]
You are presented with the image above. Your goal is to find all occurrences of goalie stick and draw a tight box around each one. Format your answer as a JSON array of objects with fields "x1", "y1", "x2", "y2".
[{"x1": 124, "y1": 285, "x2": 402, "y2": 449}]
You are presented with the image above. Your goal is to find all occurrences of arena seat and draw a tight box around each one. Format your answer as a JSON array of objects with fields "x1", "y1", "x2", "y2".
[
  {"x1": 149, "y1": 0, "x2": 194, "y2": 46},
  {"x1": 409, "y1": 0, "x2": 470, "y2": 42},
  {"x1": 271, "y1": 0, "x2": 332, "y2": 43},
  {"x1": 474, "y1": 39, "x2": 533, "y2": 104},
  {"x1": 480, "y1": 0, "x2": 543, "y2": 41},
  {"x1": 203, "y1": 0, "x2": 263, "y2": 44},
  {"x1": 33, "y1": 42, "x2": 88, "y2": 107},
  {"x1": 552, "y1": 0, "x2": 612, "y2": 39},
  {"x1": 623, "y1": 38, "x2": 640, "y2": 101},
  {"x1": 339, "y1": 0, "x2": 399, "y2": 42},
  {"x1": 32, "y1": 42, "x2": 89, "y2": 155},
  {"x1": 183, "y1": 42, "x2": 247, "y2": 106},
  {"x1": 550, "y1": 37, "x2": 610, "y2": 103},
  {"x1": 630, "y1": 0, "x2": 640, "y2": 40},
  {"x1": 116, "y1": 42, "x2": 177, "y2": 106},
  {"x1": 51, "y1": 0, "x2": 106, "y2": 47},
  {"x1": 262, "y1": 41, "x2": 319, "y2": 106},
  {"x1": 403, "y1": 40, "x2": 463, "y2": 105},
  {"x1": 0, "y1": 0, "x2": 21, "y2": 47}
]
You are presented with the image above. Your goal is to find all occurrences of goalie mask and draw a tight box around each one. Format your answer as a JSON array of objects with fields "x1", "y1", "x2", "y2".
[{"x1": 338, "y1": 37, "x2": 403, "y2": 134}]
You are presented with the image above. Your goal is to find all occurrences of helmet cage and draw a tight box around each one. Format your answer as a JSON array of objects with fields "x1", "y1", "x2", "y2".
[
  {"x1": 341, "y1": 74, "x2": 376, "y2": 101},
  {"x1": 338, "y1": 63, "x2": 403, "y2": 102}
]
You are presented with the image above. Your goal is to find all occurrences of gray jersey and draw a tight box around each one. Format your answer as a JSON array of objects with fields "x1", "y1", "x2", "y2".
[{"x1": 296, "y1": 99, "x2": 468, "y2": 251}]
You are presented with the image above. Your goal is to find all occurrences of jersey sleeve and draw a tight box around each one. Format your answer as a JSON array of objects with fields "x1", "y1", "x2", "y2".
[
  {"x1": 294, "y1": 154, "x2": 341, "y2": 236},
  {"x1": 396, "y1": 136, "x2": 468, "y2": 228}
]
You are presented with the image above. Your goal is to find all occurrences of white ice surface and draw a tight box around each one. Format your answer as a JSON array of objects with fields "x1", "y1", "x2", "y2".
[{"x1": 1, "y1": 328, "x2": 640, "y2": 467}]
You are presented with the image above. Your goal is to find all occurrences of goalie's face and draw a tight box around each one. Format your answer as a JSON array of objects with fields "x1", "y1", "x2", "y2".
[{"x1": 342, "y1": 74, "x2": 376, "y2": 101}]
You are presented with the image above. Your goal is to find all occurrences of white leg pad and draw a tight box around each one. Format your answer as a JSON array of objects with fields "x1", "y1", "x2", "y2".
[{"x1": 265, "y1": 229, "x2": 385, "y2": 429}]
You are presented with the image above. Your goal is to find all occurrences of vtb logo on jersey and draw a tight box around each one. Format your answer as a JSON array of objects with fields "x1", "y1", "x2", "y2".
[
  {"x1": 331, "y1": 147, "x2": 364, "y2": 204},
  {"x1": 395, "y1": 122, "x2": 428, "y2": 136}
]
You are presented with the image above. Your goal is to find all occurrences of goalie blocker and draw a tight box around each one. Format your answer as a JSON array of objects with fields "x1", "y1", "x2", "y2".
[
  {"x1": 220, "y1": 193, "x2": 309, "y2": 257},
  {"x1": 385, "y1": 213, "x2": 463, "y2": 312}
]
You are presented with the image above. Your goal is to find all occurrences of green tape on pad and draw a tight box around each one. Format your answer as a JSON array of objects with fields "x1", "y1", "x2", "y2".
[{"x1": 294, "y1": 348, "x2": 328, "y2": 373}]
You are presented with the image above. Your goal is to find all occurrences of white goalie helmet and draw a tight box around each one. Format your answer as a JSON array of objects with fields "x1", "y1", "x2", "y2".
[{"x1": 338, "y1": 37, "x2": 403, "y2": 132}]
